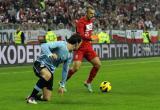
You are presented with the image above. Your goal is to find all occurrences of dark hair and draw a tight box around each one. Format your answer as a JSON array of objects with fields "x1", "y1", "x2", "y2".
[{"x1": 67, "y1": 33, "x2": 82, "y2": 44}]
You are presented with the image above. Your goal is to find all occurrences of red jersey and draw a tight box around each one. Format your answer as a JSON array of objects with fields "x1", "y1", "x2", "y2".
[{"x1": 76, "y1": 16, "x2": 94, "y2": 48}]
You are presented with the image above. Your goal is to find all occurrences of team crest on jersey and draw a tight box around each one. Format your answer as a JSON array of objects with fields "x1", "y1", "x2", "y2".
[{"x1": 85, "y1": 23, "x2": 93, "y2": 31}]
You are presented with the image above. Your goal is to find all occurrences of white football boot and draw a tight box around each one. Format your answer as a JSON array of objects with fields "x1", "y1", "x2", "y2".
[{"x1": 84, "y1": 82, "x2": 93, "y2": 93}]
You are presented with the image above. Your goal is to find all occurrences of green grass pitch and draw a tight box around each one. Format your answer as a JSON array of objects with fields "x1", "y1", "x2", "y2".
[{"x1": 0, "y1": 57, "x2": 160, "y2": 110}]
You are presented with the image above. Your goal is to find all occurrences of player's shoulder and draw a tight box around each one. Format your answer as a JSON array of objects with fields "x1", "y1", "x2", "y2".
[
  {"x1": 79, "y1": 16, "x2": 95, "y2": 22},
  {"x1": 49, "y1": 41, "x2": 67, "y2": 47},
  {"x1": 56, "y1": 40, "x2": 65, "y2": 43},
  {"x1": 77, "y1": 16, "x2": 86, "y2": 22},
  {"x1": 80, "y1": 16, "x2": 86, "y2": 20},
  {"x1": 56, "y1": 41, "x2": 67, "y2": 45}
]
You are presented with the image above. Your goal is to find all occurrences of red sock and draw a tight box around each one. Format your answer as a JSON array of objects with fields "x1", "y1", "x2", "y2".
[
  {"x1": 67, "y1": 69, "x2": 75, "y2": 81},
  {"x1": 87, "y1": 67, "x2": 99, "y2": 83}
]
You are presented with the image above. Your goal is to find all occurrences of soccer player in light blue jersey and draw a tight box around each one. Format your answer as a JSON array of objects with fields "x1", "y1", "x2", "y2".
[{"x1": 26, "y1": 34, "x2": 82, "y2": 104}]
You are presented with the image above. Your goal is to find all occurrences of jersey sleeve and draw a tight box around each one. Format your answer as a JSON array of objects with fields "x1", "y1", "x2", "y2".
[
  {"x1": 76, "y1": 21, "x2": 92, "y2": 41},
  {"x1": 41, "y1": 41, "x2": 64, "y2": 57},
  {"x1": 60, "y1": 55, "x2": 72, "y2": 87}
]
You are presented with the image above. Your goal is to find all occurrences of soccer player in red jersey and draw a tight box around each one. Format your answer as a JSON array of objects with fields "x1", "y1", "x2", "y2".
[{"x1": 67, "y1": 5, "x2": 101, "y2": 92}]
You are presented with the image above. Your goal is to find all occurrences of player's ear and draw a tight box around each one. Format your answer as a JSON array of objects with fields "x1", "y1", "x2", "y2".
[
  {"x1": 74, "y1": 44, "x2": 77, "y2": 49},
  {"x1": 73, "y1": 43, "x2": 78, "y2": 49},
  {"x1": 72, "y1": 44, "x2": 75, "y2": 50}
]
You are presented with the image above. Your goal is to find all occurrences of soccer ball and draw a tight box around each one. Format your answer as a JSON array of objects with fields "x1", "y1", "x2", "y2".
[{"x1": 100, "y1": 81, "x2": 112, "y2": 92}]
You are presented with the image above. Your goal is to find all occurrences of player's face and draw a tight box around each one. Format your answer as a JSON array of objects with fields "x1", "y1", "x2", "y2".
[{"x1": 87, "y1": 8, "x2": 95, "y2": 20}]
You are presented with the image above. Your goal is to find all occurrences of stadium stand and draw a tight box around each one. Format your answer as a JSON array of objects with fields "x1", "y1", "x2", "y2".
[{"x1": 0, "y1": 0, "x2": 159, "y2": 30}]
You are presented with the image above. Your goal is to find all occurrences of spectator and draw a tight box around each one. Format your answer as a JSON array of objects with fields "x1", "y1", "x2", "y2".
[
  {"x1": 98, "y1": 28, "x2": 110, "y2": 44},
  {"x1": 0, "y1": 0, "x2": 159, "y2": 30},
  {"x1": 14, "y1": 27, "x2": 25, "y2": 44},
  {"x1": 45, "y1": 29, "x2": 57, "y2": 43}
]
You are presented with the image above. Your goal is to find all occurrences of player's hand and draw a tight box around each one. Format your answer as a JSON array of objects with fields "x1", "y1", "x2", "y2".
[
  {"x1": 91, "y1": 37, "x2": 99, "y2": 43},
  {"x1": 50, "y1": 53, "x2": 58, "y2": 60},
  {"x1": 58, "y1": 87, "x2": 64, "y2": 95},
  {"x1": 91, "y1": 37, "x2": 99, "y2": 42}
]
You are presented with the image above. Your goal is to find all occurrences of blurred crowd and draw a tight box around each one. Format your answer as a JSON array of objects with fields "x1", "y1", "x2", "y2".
[{"x1": 0, "y1": 0, "x2": 160, "y2": 30}]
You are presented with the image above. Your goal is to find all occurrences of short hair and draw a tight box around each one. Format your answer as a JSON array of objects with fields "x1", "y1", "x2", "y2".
[
  {"x1": 67, "y1": 33, "x2": 82, "y2": 44},
  {"x1": 86, "y1": 5, "x2": 94, "y2": 11}
]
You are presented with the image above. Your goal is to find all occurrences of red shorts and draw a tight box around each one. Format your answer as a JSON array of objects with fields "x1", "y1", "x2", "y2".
[{"x1": 73, "y1": 46, "x2": 97, "y2": 61}]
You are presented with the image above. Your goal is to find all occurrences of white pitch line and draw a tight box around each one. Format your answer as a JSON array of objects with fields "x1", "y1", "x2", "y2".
[{"x1": 0, "y1": 60, "x2": 160, "y2": 75}]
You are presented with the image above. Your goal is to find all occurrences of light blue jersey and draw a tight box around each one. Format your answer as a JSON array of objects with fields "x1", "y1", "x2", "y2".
[{"x1": 37, "y1": 41, "x2": 73, "y2": 86}]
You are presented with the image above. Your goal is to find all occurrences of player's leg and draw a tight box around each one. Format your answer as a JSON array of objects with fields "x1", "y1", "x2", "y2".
[
  {"x1": 42, "y1": 87, "x2": 52, "y2": 101},
  {"x1": 27, "y1": 61, "x2": 52, "y2": 104},
  {"x1": 87, "y1": 56, "x2": 101, "y2": 83},
  {"x1": 42, "y1": 73, "x2": 53, "y2": 101},
  {"x1": 30, "y1": 68, "x2": 51, "y2": 97},
  {"x1": 34, "y1": 73, "x2": 53, "y2": 101},
  {"x1": 67, "y1": 50, "x2": 83, "y2": 80},
  {"x1": 84, "y1": 49, "x2": 101, "y2": 92},
  {"x1": 67, "y1": 61, "x2": 82, "y2": 80}
]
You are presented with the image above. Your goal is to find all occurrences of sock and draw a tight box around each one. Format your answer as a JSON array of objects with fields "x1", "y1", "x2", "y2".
[
  {"x1": 35, "y1": 94, "x2": 43, "y2": 101},
  {"x1": 30, "y1": 78, "x2": 47, "y2": 98},
  {"x1": 87, "y1": 67, "x2": 99, "y2": 83},
  {"x1": 67, "y1": 69, "x2": 75, "y2": 81}
]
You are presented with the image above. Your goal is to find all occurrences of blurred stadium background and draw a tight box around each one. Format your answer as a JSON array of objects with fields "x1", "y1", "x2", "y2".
[
  {"x1": 0, "y1": 0, "x2": 160, "y2": 110},
  {"x1": 0, "y1": 0, "x2": 160, "y2": 30}
]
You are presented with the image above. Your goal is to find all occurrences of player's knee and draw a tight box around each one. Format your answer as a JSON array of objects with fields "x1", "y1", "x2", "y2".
[
  {"x1": 72, "y1": 61, "x2": 81, "y2": 72},
  {"x1": 94, "y1": 62, "x2": 101, "y2": 69},
  {"x1": 73, "y1": 66, "x2": 80, "y2": 72},
  {"x1": 71, "y1": 65, "x2": 80, "y2": 72}
]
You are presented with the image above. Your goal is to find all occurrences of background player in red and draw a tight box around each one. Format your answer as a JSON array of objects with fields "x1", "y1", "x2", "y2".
[{"x1": 67, "y1": 5, "x2": 101, "y2": 92}]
